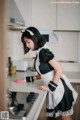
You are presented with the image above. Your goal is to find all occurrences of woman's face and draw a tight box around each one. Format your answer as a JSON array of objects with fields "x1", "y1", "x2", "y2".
[{"x1": 24, "y1": 37, "x2": 35, "y2": 51}]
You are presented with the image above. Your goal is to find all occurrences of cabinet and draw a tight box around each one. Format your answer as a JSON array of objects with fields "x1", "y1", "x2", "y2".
[
  {"x1": 15, "y1": 0, "x2": 80, "y2": 30},
  {"x1": 38, "y1": 99, "x2": 46, "y2": 120},
  {"x1": 31, "y1": 1, "x2": 80, "y2": 30},
  {"x1": 32, "y1": 0, "x2": 56, "y2": 30},
  {"x1": 72, "y1": 83, "x2": 80, "y2": 120},
  {"x1": 57, "y1": 4, "x2": 80, "y2": 30},
  {"x1": 31, "y1": 0, "x2": 80, "y2": 30}
]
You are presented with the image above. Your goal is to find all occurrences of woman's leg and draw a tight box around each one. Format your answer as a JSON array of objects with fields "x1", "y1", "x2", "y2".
[
  {"x1": 59, "y1": 115, "x2": 73, "y2": 120},
  {"x1": 56, "y1": 116, "x2": 62, "y2": 120}
]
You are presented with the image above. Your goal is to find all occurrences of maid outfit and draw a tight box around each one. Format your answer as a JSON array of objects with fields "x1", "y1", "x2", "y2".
[{"x1": 34, "y1": 43, "x2": 78, "y2": 118}]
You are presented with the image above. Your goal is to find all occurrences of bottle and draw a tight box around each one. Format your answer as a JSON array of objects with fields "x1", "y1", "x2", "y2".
[{"x1": 8, "y1": 57, "x2": 12, "y2": 76}]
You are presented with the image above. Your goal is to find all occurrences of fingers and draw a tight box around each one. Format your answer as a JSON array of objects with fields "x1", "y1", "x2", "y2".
[
  {"x1": 38, "y1": 86, "x2": 44, "y2": 90},
  {"x1": 39, "y1": 85, "x2": 49, "y2": 91}
]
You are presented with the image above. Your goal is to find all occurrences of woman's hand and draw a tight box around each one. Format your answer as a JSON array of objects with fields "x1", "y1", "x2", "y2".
[
  {"x1": 39, "y1": 85, "x2": 49, "y2": 91},
  {"x1": 33, "y1": 74, "x2": 41, "y2": 80}
]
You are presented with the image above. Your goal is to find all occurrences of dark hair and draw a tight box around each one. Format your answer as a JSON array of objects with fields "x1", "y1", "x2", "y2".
[{"x1": 21, "y1": 26, "x2": 46, "y2": 54}]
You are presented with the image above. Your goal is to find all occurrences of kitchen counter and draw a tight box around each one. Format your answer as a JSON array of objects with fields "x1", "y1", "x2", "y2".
[
  {"x1": 8, "y1": 71, "x2": 80, "y2": 120},
  {"x1": 64, "y1": 71, "x2": 80, "y2": 83},
  {"x1": 8, "y1": 71, "x2": 47, "y2": 120}
]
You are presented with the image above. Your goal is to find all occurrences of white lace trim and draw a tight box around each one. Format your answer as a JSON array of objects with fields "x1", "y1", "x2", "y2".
[
  {"x1": 46, "y1": 101, "x2": 75, "y2": 118},
  {"x1": 55, "y1": 108, "x2": 73, "y2": 117},
  {"x1": 46, "y1": 108, "x2": 73, "y2": 118}
]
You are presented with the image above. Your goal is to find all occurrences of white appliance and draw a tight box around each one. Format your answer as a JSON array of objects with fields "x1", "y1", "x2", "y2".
[
  {"x1": 40, "y1": 30, "x2": 60, "y2": 43},
  {"x1": 13, "y1": 60, "x2": 28, "y2": 71}
]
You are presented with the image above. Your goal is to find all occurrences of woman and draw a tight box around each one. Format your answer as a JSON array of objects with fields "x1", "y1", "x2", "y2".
[{"x1": 21, "y1": 27, "x2": 78, "y2": 120}]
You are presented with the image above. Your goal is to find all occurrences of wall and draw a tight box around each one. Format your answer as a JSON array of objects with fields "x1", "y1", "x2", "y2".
[
  {"x1": 7, "y1": 30, "x2": 24, "y2": 60},
  {"x1": 48, "y1": 32, "x2": 78, "y2": 62},
  {"x1": 10, "y1": 0, "x2": 79, "y2": 62},
  {"x1": 7, "y1": 31, "x2": 78, "y2": 62},
  {"x1": 7, "y1": 30, "x2": 80, "y2": 72},
  {"x1": 7, "y1": 0, "x2": 80, "y2": 72}
]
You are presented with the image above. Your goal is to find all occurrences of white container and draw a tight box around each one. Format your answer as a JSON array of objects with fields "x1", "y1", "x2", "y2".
[{"x1": 13, "y1": 60, "x2": 28, "y2": 71}]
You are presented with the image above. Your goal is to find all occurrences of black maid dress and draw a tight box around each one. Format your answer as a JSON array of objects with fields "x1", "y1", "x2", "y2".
[{"x1": 34, "y1": 44, "x2": 78, "y2": 118}]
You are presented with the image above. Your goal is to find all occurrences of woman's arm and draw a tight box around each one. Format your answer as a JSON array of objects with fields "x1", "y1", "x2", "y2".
[
  {"x1": 26, "y1": 74, "x2": 41, "y2": 82},
  {"x1": 33, "y1": 74, "x2": 41, "y2": 80},
  {"x1": 39, "y1": 58, "x2": 64, "y2": 91},
  {"x1": 49, "y1": 58, "x2": 64, "y2": 84}
]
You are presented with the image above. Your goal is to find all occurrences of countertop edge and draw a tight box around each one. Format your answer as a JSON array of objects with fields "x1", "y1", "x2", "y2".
[{"x1": 32, "y1": 91, "x2": 47, "y2": 120}]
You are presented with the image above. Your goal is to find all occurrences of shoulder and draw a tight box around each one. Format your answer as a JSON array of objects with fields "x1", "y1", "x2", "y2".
[{"x1": 39, "y1": 48, "x2": 54, "y2": 62}]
